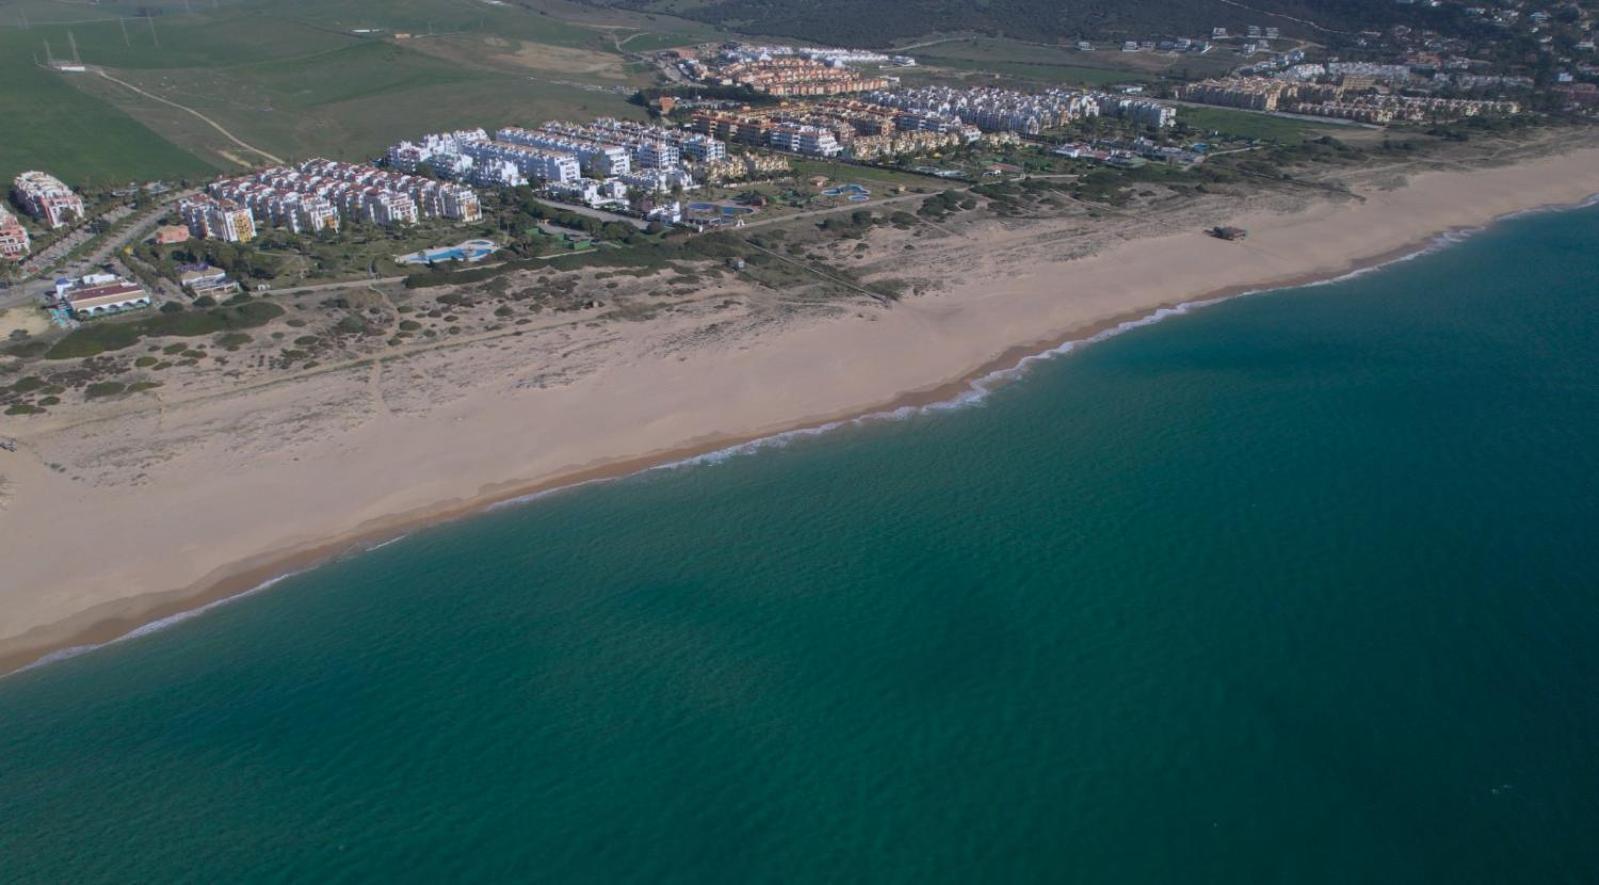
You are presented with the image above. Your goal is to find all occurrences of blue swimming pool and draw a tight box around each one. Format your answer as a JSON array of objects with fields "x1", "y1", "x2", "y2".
[
  {"x1": 397, "y1": 239, "x2": 499, "y2": 266},
  {"x1": 687, "y1": 203, "x2": 755, "y2": 217}
]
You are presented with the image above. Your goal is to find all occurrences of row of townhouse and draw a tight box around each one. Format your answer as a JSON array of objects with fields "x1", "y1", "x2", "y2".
[
  {"x1": 496, "y1": 127, "x2": 632, "y2": 177},
  {"x1": 863, "y1": 87, "x2": 1101, "y2": 134},
  {"x1": 716, "y1": 44, "x2": 909, "y2": 67},
  {"x1": 297, "y1": 159, "x2": 482, "y2": 222},
  {"x1": 460, "y1": 140, "x2": 579, "y2": 185},
  {"x1": 0, "y1": 205, "x2": 30, "y2": 261},
  {"x1": 210, "y1": 178, "x2": 341, "y2": 234},
  {"x1": 539, "y1": 121, "x2": 681, "y2": 169},
  {"x1": 693, "y1": 153, "x2": 791, "y2": 184},
  {"x1": 1187, "y1": 78, "x2": 1346, "y2": 110},
  {"x1": 710, "y1": 58, "x2": 891, "y2": 96},
  {"x1": 845, "y1": 129, "x2": 964, "y2": 161},
  {"x1": 386, "y1": 129, "x2": 578, "y2": 187},
  {"x1": 12, "y1": 170, "x2": 85, "y2": 229},
  {"x1": 208, "y1": 159, "x2": 484, "y2": 235},
  {"x1": 545, "y1": 177, "x2": 630, "y2": 209},
  {"x1": 587, "y1": 118, "x2": 728, "y2": 163},
  {"x1": 1103, "y1": 97, "x2": 1178, "y2": 128},
  {"x1": 179, "y1": 193, "x2": 258, "y2": 243},
  {"x1": 767, "y1": 123, "x2": 843, "y2": 157},
  {"x1": 617, "y1": 167, "x2": 697, "y2": 194},
  {"x1": 1294, "y1": 95, "x2": 1520, "y2": 123},
  {"x1": 687, "y1": 111, "x2": 844, "y2": 157},
  {"x1": 1175, "y1": 77, "x2": 1298, "y2": 111},
  {"x1": 262, "y1": 168, "x2": 419, "y2": 226},
  {"x1": 690, "y1": 110, "x2": 776, "y2": 146}
]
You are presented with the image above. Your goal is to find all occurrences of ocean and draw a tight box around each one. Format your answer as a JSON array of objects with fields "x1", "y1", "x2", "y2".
[{"x1": 3, "y1": 204, "x2": 1598, "y2": 883}]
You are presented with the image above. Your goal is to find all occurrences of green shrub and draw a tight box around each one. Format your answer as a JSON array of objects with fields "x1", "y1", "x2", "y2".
[
  {"x1": 44, "y1": 303, "x2": 284, "y2": 359},
  {"x1": 84, "y1": 381, "x2": 127, "y2": 399}
]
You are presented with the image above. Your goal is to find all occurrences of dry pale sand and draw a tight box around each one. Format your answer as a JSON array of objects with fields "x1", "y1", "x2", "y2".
[{"x1": 4, "y1": 145, "x2": 1599, "y2": 675}]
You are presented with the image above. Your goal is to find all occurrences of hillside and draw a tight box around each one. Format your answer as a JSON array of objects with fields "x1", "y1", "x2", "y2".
[{"x1": 580, "y1": 0, "x2": 1455, "y2": 46}]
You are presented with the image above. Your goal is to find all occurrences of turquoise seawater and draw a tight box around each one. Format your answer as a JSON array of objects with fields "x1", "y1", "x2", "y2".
[{"x1": 4, "y1": 205, "x2": 1599, "y2": 882}]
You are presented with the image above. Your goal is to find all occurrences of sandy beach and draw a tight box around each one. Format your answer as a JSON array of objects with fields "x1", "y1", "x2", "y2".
[{"x1": 5, "y1": 140, "x2": 1599, "y2": 676}]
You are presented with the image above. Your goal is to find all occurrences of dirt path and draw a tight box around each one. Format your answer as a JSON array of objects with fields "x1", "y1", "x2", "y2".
[{"x1": 94, "y1": 68, "x2": 284, "y2": 166}]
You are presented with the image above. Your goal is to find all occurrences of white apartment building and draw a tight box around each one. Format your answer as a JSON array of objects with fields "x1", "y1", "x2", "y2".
[
  {"x1": 0, "y1": 205, "x2": 29, "y2": 261},
  {"x1": 297, "y1": 158, "x2": 479, "y2": 222},
  {"x1": 497, "y1": 127, "x2": 632, "y2": 177},
  {"x1": 545, "y1": 177, "x2": 629, "y2": 209},
  {"x1": 618, "y1": 168, "x2": 696, "y2": 194},
  {"x1": 587, "y1": 118, "x2": 729, "y2": 163},
  {"x1": 768, "y1": 123, "x2": 842, "y2": 157},
  {"x1": 210, "y1": 180, "x2": 340, "y2": 234},
  {"x1": 12, "y1": 170, "x2": 85, "y2": 229},
  {"x1": 460, "y1": 140, "x2": 580, "y2": 184},
  {"x1": 179, "y1": 194, "x2": 258, "y2": 242}
]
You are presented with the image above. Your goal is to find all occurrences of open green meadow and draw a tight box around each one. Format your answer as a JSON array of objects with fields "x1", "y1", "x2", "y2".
[
  {"x1": 911, "y1": 35, "x2": 1238, "y2": 86},
  {"x1": 0, "y1": 28, "x2": 219, "y2": 189},
  {"x1": 917, "y1": 55, "x2": 1155, "y2": 87},
  {"x1": 1177, "y1": 105, "x2": 1346, "y2": 143},
  {"x1": 0, "y1": 0, "x2": 721, "y2": 183}
]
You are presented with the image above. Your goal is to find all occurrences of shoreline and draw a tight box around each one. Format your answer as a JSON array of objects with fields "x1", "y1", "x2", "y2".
[
  {"x1": 5, "y1": 194, "x2": 1591, "y2": 679},
  {"x1": 3, "y1": 150, "x2": 1599, "y2": 675}
]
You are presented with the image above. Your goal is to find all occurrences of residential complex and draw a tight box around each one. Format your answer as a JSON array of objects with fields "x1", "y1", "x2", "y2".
[
  {"x1": 387, "y1": 119, "x2": 734, "y2": 202},
  {"x1": 298, "y1": 159, "x2": 481, "y2": 223},
  {"x1": 585, "y1": 118, "x2": 727, "y2": 163},
  {"x1": 209, "y1": 159, "x2": 481, "y2": 233},
  {"x1": 386, "y1": 129, "x2": 577, "y2": 188},
  {"x1": 0, "y1": 205, "x2": 29, "y2": 261},
  {"x1": 12, "y1": 171, "x2": 85, "y2": 229},
  {"x1": 690, "y1": 99, "x2": 982, "y2": 160},
  {"x1": 179, "y1": 194, "x2": 258, "y2": 243},
  {"x1": 864, "y1": 87, "x2": 1122, "y2": 134},
  {"x1": 1177, "y1": 77, "x2": 1519, "y2": 122},
  {"x1": 496, "y1": 126, "x2": 633, "y2": 177},
  {"x1": 678, "y1": 44, "x2": 896, "y2": 96}
]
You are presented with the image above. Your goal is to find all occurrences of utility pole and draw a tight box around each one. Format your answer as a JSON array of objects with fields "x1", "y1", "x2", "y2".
[
  {"x1": 148, "y1": 16, "x2": 160, "y2": 49},
  {"x1": 68, "y1": 30, "x2": 81, "y2": 64},
  {"x1": 43, "y1": 38, "x2": 55, "y2": 67},
  {"x1": 120, "y1": 17, "x2": 131, "y2": 47}
]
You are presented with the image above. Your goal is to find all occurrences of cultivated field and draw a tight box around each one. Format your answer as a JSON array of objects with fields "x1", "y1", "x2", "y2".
[{"x1": 0, "y1": 0, "x2": 722, "y2": 186}]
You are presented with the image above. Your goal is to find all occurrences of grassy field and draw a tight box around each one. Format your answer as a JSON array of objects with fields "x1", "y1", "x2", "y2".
[
  {"x1": 1, "y1": 0, "x2": 719, "y2": 182},
  {"x1": 785, "y1": 158, "x2": 950, "y2": 190},
  {"x1": 73, "y1": 39, "x2": 649, "y2": 167},
  {"x1": 912, "y1": 36, "x2": 1238, "y2": 84},
  {"x1": 918, "y1": 55, "x2": 1154, "y2": 87},
  {"x1": 0, "y1": 28, "x2": 220, "y2": 188},
  {"x1": 1177, "y1": 105, "x2": 1344, "y2": 143}
]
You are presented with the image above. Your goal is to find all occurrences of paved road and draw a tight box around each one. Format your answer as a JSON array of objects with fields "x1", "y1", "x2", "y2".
[
  {"x1": 532, "y1": 197, "x2": 650, "y2": 230},
  {"x1": 2, "y1": 189, "x2": 198, "y2": 310}
]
